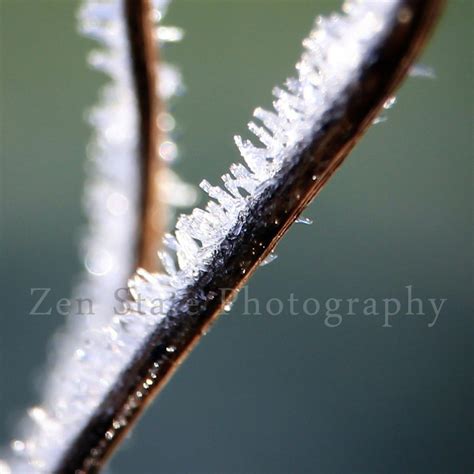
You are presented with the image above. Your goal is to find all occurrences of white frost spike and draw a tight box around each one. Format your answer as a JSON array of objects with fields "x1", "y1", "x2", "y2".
[
  {"x1": 295, "y1": 216, "x2": 314, "y2": 225},
  {"x1": 260, "y1": 253, "x2": 278, "y2": 267},
  {"x1": 177, "y1": 209, "x2": 218, "y2": 245},
  {"x1": 272, "y1": 96, "x2": 302, "y2": 125},
  {"x1": 229, "y1": 163, "x2": 259, "y2": 191},
  {"x1": 163, "y1": 232, "x2": 178, "y2": 251},
  {"x1": 1, "y1": 1, "x2": 401, "y2": 472},
  {"x1": 373, "y1": 115, "x2": 388, "y2": 124},
  {"x1": 136, "y1": 268, "x2": 158, "y2": 285},
  {"x1": 205, "y1": 200, "x2": 228, "y2": 226},
  {"x1": 248, "y1": 122, "x2": 277, "y2": 149},
  {"x1": 253, "y1": 107, "x2": 281, "y2": 134},
  {"x1": 285, "y1": 77, "x2": 302, "y2": 94},
  {"x1": 273, "y1": 87, "x2": 305, "y2": 112},
  {"x1": 234, "y1": 135, "x2": 271, "y2": 178},
  {"x1": 175, "y1": 229, "x2": 200, "y2": 271},
  {"x1": 156, "y1": 26, "x2": 184, "y2": 42},
  {"x1": 409, "y1": 63, "x2": 436, "y2": 79},
  {"x1": 222, "y1": 173, "x2": 245, "y2": 199},
  {"x1": 383, "y1": 96, "x2": 397, "y2": 109},
  {"x1": 200, "y1": 179, "x2": 242, "y2": 211},
  {"x1": 372, "y1": 96, "x2": 397, "y2": 125}
]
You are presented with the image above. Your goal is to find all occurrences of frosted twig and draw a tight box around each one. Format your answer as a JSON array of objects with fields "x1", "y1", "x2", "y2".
[{"x1": 55, "y1": 1, "x2": 444, "y2": 472}]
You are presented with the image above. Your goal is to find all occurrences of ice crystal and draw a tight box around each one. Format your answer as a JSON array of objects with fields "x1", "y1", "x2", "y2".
[
  {"x1": 260, "y1": 252, "x2": 279, "y2": 267},
  {"x1": 410, "y1": 63, "x2": 436, "y2": 79},
  {"x1": 2, "y1": 1, "x2": 400, "y2": 471},
  {"x1": 295, "y1": 216, "x2": 314, "y2": 225}
]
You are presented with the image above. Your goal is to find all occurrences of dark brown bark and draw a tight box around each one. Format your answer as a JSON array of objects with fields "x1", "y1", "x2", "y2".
[{"x1": 126, "y1": 0, "x2": 164, "y2": 272}]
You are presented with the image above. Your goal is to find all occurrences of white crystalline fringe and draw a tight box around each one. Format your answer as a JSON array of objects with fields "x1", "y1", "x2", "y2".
[
  {"x1": 2, "y1": 0, "x2": 185, "y2": 473},
  {"x1": 2, "y1": 0, "x2": 398, "y2": 472},
  {"x1": 130, "y1": 0, "x2": 399, "y2": 293}
]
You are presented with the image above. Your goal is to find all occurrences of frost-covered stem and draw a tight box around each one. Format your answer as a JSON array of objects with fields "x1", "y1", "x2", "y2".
[
  {"x1": 57, "y1": 0, "x2": 444, "y2": 472},
  {"x1": 125, "y1": 0, "x2": 164, "y2": 272}
]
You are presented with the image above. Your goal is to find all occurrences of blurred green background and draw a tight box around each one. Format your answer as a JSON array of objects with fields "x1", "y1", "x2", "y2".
[{"x1": 0, "y1": 1, "x2": 472, "y2": 473}]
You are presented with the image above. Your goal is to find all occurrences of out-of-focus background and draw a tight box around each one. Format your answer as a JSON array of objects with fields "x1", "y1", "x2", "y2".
[{"x1": 0, "y1": 1, "x2": 472, "y2": 473}]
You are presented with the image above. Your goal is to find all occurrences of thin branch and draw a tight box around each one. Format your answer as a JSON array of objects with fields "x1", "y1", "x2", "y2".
[
  {"x1": 57, "y1": 0, "x2": 445, "y2": 472},
  {"x1": 125, "y1": 0, "x2": 164, "y2": 272}
]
